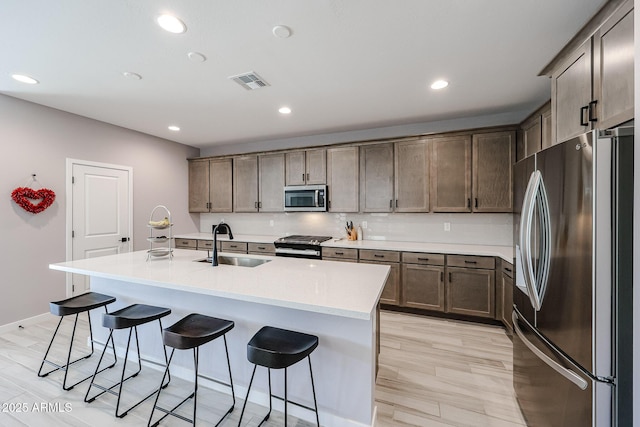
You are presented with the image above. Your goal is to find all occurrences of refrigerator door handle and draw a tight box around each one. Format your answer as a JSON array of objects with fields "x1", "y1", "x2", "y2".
[
  {"x1": 536, "y1": 174, "x2": 552, "y2": 306},
  {"x1": 512, "y1": 310, "x2": 588, "y2": 390},
  {"x1": 520, "y1": 171, "x2": 542, "y2": 310}
]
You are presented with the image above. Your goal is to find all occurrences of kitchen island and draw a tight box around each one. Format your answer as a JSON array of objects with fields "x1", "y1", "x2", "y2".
[{"x1": 50, "y1": 249, "x2": 389, "y2": 427}]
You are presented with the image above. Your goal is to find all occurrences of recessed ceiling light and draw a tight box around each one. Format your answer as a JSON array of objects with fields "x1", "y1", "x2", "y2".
[
  {"x1": 187, "y1": 52, "x2": 206, "y2": 63},
  {"x1": 168, "y1": 125, "x2": 181, "y2": 131},
  {"x1": 430, "y1": 80, "x2": 449, "y2": 90},
  {"x1": 272, "y1": 25, "x2": 292, "y2": 38},
  {"x1": 12, "y1": 74, "x2": 39, "y2": 84},
  {"x1": 157, "y1": 14, "x2": 186, "y2": 34},
  {"x1": 279, "y1": 107, "x2": 292, "y2": 114},
  {"x1": 122, "y1": 72, "x2": 142, "y2": 80}
]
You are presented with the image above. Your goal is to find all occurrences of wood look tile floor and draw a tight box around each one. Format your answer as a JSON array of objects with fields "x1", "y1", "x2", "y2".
[{"x1": 0, "y1": 311, "x2": 525, "y2": 426}]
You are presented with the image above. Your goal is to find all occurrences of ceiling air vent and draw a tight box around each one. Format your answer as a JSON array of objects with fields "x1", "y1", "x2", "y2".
[{"x1": 228, "y1": 71, "x2": 270, "y2": 90}]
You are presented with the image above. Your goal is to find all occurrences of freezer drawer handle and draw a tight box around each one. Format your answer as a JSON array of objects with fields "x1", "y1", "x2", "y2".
[{"x1": 512, "y1": 311, "x2": 588, "y2": 390}]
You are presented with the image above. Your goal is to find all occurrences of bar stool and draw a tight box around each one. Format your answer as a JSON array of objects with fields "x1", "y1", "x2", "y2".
[
  {"x1": 84, "y1": 304, "x2": 171, "y2": 418},
  {"x1": 148, "y1": 313, "x2": 236, "y2": 427},
  {"x1": 38, "y1": 292, "x2": 117, "y2": 390},
  {"x1": 238, "y1": 326, "x2": 320, "y2": 427}
]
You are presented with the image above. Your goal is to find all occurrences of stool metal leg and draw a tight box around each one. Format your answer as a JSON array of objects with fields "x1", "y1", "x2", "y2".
[
  {"x1": 38, "y1": 306, "x2": 116, "y2": 390},
  {"x1": 149, "y1": 335, "x2": 235, "y2": 427},
  {"x1": 284, "y1": 367, "x2": 288, "y2": 427},
  {"x1": 238, "y1": 364, "x2": 257, "y2": 427},
  {"x1": 308, "y1": 356, "x2": 320, "y2": 426},
  {"x1": 85, "y1": 319, "x2": 171, "y2": 419}
]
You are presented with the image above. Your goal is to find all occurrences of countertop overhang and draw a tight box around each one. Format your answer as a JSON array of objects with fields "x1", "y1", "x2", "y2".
[{"x1": 49, "y1": 249, "x2": 389, "y2": 320}]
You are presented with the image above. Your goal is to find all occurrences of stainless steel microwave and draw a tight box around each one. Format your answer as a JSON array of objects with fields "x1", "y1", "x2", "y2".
[{"x1": 284, "y1": 185, "x2": 327, "y2": 212}]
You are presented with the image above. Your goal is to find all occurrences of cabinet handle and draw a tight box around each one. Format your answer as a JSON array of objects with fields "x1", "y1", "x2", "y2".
[
  {"x1": 580, "y1": 105, "x2": 589, "y2": 126},
  {"x1": 448, "y1": 272, "x2": 452, "y2": 282},
  {"x1": 230, "y1": 245, "x2": 238, "y2": 248},
  {"x1": 258, "y1": 246, "x2": 266, "y2": 250},
  {"x1": 335, "y1": 251, "x2": 344, "y2": 255},
  {"x1": 259, "y1": 201, "x2": 262, "y2": 208},
  {"x1": 306, "y1": 173, "x2": 310, "y2": 181},
  {"x1": 475, "y1": 198, "x2": 478, "y2": 208},
  {"x1": 505, "y1": 267, "x2": 512, "y2": 273},
  {"x1": 440, "y1": 271, "x2": 444, "y2": 282},
  {"x1": 254, "y1": 202, "x2": 258, "y2": 209},
  {"x1": 389, "y1": 199, "x2": 393, "y2": 208},
  {"x1": 464, "y1": 260, "x2": 477, "y2": 264},
  {"x1": 395, "y1": 199, "x2": 398, "y2": 208},
  {"x1": 588, "y1": 100, "x2": 598, "y2": 123},
  {"x1": 418, "y1": 257, "x2": 429, "y2": 261},
  {"x1": 302, "y1": 173, "x2": 305, "y2": 181},
  {"x1": 467, "y1": 198, "x2": 471, "y2": 208},
  {"x1": 374, "y1": 254, "x2": 385, "y2": 258}
]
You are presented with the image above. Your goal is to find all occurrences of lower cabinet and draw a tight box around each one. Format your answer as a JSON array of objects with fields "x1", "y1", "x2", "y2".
[
  {"x1": 359, "y1": 250, "x2": 401, "y2": 306},
  {"x1": 445, "y1": 255, "x2": 496, "y2": 319},
  {"x1": 496, "y1": 259, "x2": 514, "y2": 333},
  {"x1": 401, "y1": 252, "x2": 445, "y2": 312},
  {"x1": 247, "y1": 242, "x2": 275, "y2": 255},
  {"x1": 221, "y1": 241, "x2": 248, "y2": 254},
  {"x1": 175, "y1": 238, "x2": 197, "y2": 250}
]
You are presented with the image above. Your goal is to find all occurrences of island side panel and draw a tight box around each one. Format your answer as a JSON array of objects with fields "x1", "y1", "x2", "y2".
[{"x1": 90, "y1": 276, "x2": 376, "y2": 426}]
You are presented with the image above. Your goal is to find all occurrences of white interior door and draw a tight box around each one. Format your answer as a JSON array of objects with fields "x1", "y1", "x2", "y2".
[{"x1": 70, "y1": 162, "x2": 132, "y2": 295}]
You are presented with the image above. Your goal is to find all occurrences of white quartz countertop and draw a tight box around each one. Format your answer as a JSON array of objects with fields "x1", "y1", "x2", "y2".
[
  {"x1": 49, "y1": 249, "x2": 389, "y2": 320},
  {"x1": 173, "y1": 233, "x2": 514, "y2": 262}
]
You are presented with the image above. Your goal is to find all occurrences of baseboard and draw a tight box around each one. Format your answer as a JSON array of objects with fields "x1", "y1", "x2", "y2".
[{"x1": 0, "y1": 312, "x2": 51, "y2": 334}]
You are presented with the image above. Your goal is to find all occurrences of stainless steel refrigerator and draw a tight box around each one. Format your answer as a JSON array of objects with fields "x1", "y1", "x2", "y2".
[{"x1": 512, "y1": 127, "x2": 633, "y2": 426}]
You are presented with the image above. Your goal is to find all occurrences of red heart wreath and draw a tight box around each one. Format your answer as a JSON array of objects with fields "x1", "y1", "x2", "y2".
[{"x1": 11, "y1": 187, "x2": 56, "y2": 214}]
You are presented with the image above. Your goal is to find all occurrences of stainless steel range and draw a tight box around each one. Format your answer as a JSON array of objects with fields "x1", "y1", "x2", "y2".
[{"x1": 274, "y1": 235, "x2": 332, "y2": 259}]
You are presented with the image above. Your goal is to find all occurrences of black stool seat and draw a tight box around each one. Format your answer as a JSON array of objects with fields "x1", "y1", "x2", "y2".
[
  {"x1": 163, "y1": 313, "x2": 234, "y2": 350},
  {"x1": 102, "y1": 304, "x2": 171, "y2": 330},
  {"x1": 49, "y1": 292, "x2": 115, "y2": 316},
  {"x1": 248, "y1": 326, "x2": 319, "y2": 370}
]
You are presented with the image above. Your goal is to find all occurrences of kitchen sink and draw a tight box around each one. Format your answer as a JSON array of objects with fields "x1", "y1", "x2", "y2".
[{"x1": 196, "y1": 256, "x2": 271, "y2": 268}]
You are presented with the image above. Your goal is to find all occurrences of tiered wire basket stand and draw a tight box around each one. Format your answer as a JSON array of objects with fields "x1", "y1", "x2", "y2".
[{"x1": 147, "y1": 205, "x2": 173, "y2": 261}]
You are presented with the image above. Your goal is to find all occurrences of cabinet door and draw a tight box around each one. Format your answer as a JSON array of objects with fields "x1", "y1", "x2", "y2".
[
  {"x1": 472, "y1": 131, "x2": 514, "y2": 212},
  {"x1": 593, "y1": 0, "x2": 634, "y2": 130},
  {"x1": 360, "y1": 260, "x2": 400, "y2": 306},
  {"x1": 258, "y1": 153, "x2": 285, "y2": 212},
  {"x1": 551, "y1": 40, "x2": 592, "y2": 144},
  {"x1": 395, "y1": 139, "x2": 429, "y2": 212},
  {"x1": 209, "y1": 158, "x2": 233, "y2": 213},
  {"x1": 233, "y1": 155, "x2": 259, "y2": 212},
  {"x1": 360, "y1": 143, "x2": 394, "y2": 212},
  {"x1": 285, "y1": 151, "x2": 306, "y2": 186},
  {"x1": 306, "y1": 149, "x2": 326, "y2": 184},
  {"x1": 188, "y1": 160, "x2": 210, "y2": 213},
  {"x1": 401, "y1": 263, "x2": 444, "y2": 312},
  {"x1": 522, "y1": 116, "x2": 541, "y2": 158},
  {"x1": 446, "y1": 267, "x2": 495, "y2": 318},
  {"x1": 327, "y1": 146, "x2": 359, "y2": 212},
  {"x1": 501, "y1": 272, "x2": 514, "y2": 332},
  {"x1": 541, "y1": 107, "x2": 553, "y2": 150},
  {"x1": 430, "y1": 135, "x2": 471, "y2": 212}
]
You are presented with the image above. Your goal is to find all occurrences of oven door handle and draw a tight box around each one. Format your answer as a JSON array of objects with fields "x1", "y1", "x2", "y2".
[
  {"x1": 275, "y1": 247, "x2": 321, "y2": 257},
  {"x1": 314, "y1": 190, "x2": 320, "y2": 207}
]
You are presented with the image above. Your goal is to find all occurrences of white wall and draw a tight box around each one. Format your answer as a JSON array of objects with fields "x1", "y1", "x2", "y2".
[
  {"x1": 0, "y1": 94, "x2": 200, "y2": 326},
  {"x1": 200, "y1": 212, "x2": 513, "y2": 247}
]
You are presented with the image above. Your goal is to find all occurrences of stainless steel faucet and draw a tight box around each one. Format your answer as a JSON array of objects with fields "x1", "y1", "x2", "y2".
[{"x1": 211, "y1": 221, "x2": 233, "y2": 267}]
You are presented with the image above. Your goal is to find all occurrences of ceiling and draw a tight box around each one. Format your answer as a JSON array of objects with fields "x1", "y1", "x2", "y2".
[{"x1": 0, "y1": 0, "x2": 606, "y2": 149}]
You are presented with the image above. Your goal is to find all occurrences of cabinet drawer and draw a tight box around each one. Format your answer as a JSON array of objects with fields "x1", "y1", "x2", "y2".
[
  {"x1": 501, "y1": 260, "x2": 514, "y2": 278},
  {"x1": 197, "y1": 240, "x2": 214, "y2": 250},
  {"x1": 248, "y1": 242, "x2": 275, "y2": 255},
  {"x1": 402, "y1": 252, "x2": 445, "y2": 266},
  {"x1": 447, "y1": 255, "x2": 495, "y2": 270},
  {"x1": 359, "y1": 249, "x2": 400, "y2": 263},
  {"x1": 175, "y1": 239, "x2": 197, "y2": 249},
  {"x1": 221, "y1": 241, "x2": 248, "y2": 253},
  {"x1": 322, "y1": 247, "x2": 358, "y2": 260}
]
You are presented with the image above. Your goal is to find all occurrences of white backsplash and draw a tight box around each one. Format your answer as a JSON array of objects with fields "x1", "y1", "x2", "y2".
[{"x1": 200, "y1": 212, "x2": 513, "y2": 247}]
